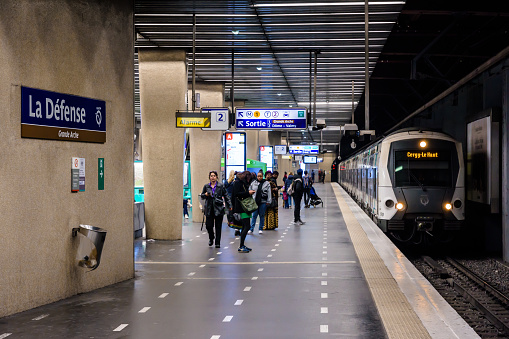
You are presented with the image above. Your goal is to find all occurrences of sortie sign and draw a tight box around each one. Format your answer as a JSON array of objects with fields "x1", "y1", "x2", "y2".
[{"x1": 21, "y1": 86, "x2": 106, "y2": 143}]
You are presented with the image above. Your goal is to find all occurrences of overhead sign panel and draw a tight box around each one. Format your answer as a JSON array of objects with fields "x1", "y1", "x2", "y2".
[
  {"x1": 288, "y1": 145, "x2": 319, "y2": 154},
  {"x1": 21, "y1": 86, "x2": 106, "y2": 143},
  {"x1": 235, "y1": 108, "x2": 307, "y2": 130},
  {"x1": 274, "y1": 145, "x2": 287, "y2": 155},
  {"x1": 176, "y1": 112, "x2": 211, "y2": 128},
  {"x1": 201, "y1": 108, "x2": 229, "y2": 130}
]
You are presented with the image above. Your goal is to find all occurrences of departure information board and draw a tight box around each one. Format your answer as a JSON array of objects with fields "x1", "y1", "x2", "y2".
[
  {"x1": 235, "y1": 108, "x2": 307, "y2": 130},
  {"x1": 259, "y1": 146, "x2": 273, "y2": 172}
]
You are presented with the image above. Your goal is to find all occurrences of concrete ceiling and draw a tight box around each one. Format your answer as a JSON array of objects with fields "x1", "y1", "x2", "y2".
[{"x1": 134, "y1": 1, "x2": 509, "y2": 153}]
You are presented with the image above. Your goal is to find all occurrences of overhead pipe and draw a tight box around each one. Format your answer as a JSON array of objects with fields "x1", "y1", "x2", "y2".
[
  {"x1": 313, "y1": 51, "x2": 318, "y2": 128},
  {"x1": 192, "y1": 13, "x2": 196, "y2": 111}
]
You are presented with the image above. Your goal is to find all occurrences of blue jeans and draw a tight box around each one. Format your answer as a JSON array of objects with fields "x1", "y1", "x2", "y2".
[{"x1": 250, "y1": 203, "x2": 267, "y2": 231}]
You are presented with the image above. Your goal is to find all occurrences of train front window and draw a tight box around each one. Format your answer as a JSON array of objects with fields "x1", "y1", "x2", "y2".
[{"x1": 394, "y1": 151, "x2": 452, "y2": 187}]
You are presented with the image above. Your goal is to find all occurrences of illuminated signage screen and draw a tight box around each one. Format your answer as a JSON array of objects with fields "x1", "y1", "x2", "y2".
[
  {"x1": 225, "y1": 132, "x2": 246, "y2": 176},
  {"x1": 405, "y1": 151, "x2": 439, "y2": 159},
  {"x1": 288, "y1": 145, "x2": 319, "y2": 154},
  {"x1": 303, "y1": 156, "x2": 317, "y2": 164},
  {"x1": 235, "y1": 108, "x2": 307, "y2": 130},
  {"x1": 259, "y1": 145, "x2": 274, "y2": 172}
]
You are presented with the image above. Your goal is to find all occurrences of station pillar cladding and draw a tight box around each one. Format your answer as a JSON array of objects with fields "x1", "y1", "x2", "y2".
[
  {"x1": 0, "y1": 0, "x2": 134, "y2": 317},
  {"x1": 139, "y1": 49, "x2": 186, "y2": 240},
  {"x1": 188, "y1": 83, "x2": 224, "y2": 222}
]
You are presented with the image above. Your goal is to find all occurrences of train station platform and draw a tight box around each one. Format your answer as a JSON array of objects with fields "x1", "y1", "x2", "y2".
[{"x1": 0, "y1": 184, "x2": 479, "y2": 339}]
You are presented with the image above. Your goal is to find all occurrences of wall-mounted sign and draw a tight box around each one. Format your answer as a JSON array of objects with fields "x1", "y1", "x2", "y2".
[
  {"x1": 274, "y1": 145, "x2": 287, "y2": 155},
  {"x1": 281, "y1": 155, "x2": 292, "y2": 160},
  {"x1": 98, "y1": 158, "x2": 105, "y2": 191},
  {"x1": 235, "y1": 108, "x2": 307, "y2": 130},
  {"x1": 259, "y1": 145, "x2": 273, "y2": 172},
  {"x1": 201, "y1": 108, "x2": 229, "y2": 130},
  {"x1": 225, "y1": 132, "x2": 246, "y2": 176},
  {"x1": 21, "y1": 86, "x2": 106, "y2": 143},
  {"x1": 176, "y1": 111, "x2": 211, "y2": 128},
  {"x1": 79, "y1": 158, "x2": 86, "y2": 192},
  {"x1": 288, "y1": 145, "x2": 319, "y2": 154},
  {"x1": 72, "y1": 157, "x2": 80, "y2": 192}
]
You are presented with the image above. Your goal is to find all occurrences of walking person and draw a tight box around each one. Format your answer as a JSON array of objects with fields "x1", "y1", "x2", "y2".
[
  {"x1": 232, "y1": 171, "x2": 256, "y2": 252},
  {"x1": 292, "y1": 169, "x2": 305, "y2": 225},
  {"x1": 322, "y1": 170, "x2": 326, "y2": 183},
  {"x1": 265, "y1": 171, "x2": 279, "y2": 230},
  {"x1": 284, "y1": 172, "x2": 294, "y2": 209},
  {"x1": 183, "y1": 198, "x2": 191, "y2": 219},
  {"x1": 311, "y1": 169, "x2": 315, "y2": 183},
  {"x1": 303, "y1": 170, "x2": 311, "y2": 208},
  {"x1": 223, "y1": 170, "x2": 236, "y2": 227},
  {"x1": 249, "y1": 171, "x2": 272, "y2": 234},
  {"x1": 200, "y1": 171, "x2": 232, "y2": 248}
]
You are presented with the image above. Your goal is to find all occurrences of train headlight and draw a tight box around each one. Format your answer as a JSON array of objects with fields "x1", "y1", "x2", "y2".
[
  {"x1": 396, "y1": 202, "x2": 404, "y2": 210},
  {"x1": 419, "y1": 140, "x2": 427, "y2": 148},
  {"x1": 444, "y1": 203, "x2": 452, "y2": 210},
  {"x1": 454, "y1": 200, "x2": 462, "y2": 208}
]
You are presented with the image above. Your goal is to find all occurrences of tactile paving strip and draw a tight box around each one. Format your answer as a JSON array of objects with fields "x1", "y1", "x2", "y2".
[{"x1": 332, "y1": 185, "x2": 432, "y2": 339}]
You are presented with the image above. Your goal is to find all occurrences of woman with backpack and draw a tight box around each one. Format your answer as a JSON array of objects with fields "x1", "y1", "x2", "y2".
[{"x1": 248, "y1": 171, "x2": 272, "y2": 234}]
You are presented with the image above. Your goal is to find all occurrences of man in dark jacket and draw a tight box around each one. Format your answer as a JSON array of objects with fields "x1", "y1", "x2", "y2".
[{"x1": 292, "y1": 169, "x2": 305, "y2": 225}]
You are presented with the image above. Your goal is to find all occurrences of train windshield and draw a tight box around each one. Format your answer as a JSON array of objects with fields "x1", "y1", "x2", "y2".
[{"x1": 394, "y1": 151, "x2": 452, "y2": 187}]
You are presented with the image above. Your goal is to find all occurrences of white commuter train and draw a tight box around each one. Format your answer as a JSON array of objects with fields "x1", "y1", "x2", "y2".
[{"x1": 339, "y1": 128, "x2": 465, "y2": 244}]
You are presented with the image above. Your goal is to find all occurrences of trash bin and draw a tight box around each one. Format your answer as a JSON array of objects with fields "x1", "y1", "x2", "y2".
[{"x1": 72, "y1": 225, "x2": 107, "y2": 271}]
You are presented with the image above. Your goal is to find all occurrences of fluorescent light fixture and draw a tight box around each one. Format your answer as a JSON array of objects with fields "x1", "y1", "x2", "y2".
[
  {"x1": 298, "y1": 101, "x2": 352, "y2": 106},
  {"x1": 256, "y1": 67, "x2": 262, "y2": 70},
  {"x1": 253, "y1": 1, "x2": 405, "y2": 6},
  {"x1": 232, "y1": 30, "x2": 240, "y2": 35},
  {"x1": 278, "y1": 93, "x2": 282, "y2": 96}
]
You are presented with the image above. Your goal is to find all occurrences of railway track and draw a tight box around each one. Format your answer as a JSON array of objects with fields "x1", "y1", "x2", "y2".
[{"x1": 419, "y1": 256, "x2": 509, "y2": 338}]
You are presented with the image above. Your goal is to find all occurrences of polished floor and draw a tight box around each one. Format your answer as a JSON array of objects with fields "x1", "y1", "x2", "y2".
[{"x1": 0, "y1": 184, "x2": 386, "y2": 338}]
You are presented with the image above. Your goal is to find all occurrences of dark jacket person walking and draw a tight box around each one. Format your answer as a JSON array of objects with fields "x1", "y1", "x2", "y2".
[
  {"x1": 201, "y1": 171, "x2": 232, "y2": 248},
  {"x1": 232, "y1": 171, "x2": 256, "y2": 252}
]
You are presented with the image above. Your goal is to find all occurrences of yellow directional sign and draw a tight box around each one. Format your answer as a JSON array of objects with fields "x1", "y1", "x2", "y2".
[{"x1": 175, "y1": 112, "x2": 211, "y2": 128}]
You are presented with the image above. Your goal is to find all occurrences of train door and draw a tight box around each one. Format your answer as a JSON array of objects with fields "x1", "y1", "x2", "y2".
[{"x1": 368, "y1": 154, "x2": 375, "y2": 214}]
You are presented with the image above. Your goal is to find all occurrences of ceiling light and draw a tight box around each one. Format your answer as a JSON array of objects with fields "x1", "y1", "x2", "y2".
[
  {"x1": 256, "y1": 67, "x2": 262, "y2": 71},
  {"x1": 278, "y1": 93, "x2": 282, "y2": 96},
  {"x1": 232, "y1": 30, "x2": 239, "y2": 35}
]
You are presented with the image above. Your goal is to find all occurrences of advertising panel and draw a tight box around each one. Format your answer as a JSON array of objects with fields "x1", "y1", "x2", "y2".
[
  {"x1": 467, "y1": 116, "x2": 490, "y2": 204},
  {"x1": 259, "y1": 146, "x2": 273, "y2": 172},
  {"x1": 303, "y1": 156, "x2": 318, "y2": 164},
  {"x1": 225, "y1": 132, "x2": 246, "y2": 177},
  {"x1": 235, "y1": 108, "x2": 307, "y2": 130}
]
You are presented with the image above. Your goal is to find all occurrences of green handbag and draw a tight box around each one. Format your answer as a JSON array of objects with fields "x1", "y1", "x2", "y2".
[{"x1": 238, "y1": 196, "x2": 258, "y2": 213}]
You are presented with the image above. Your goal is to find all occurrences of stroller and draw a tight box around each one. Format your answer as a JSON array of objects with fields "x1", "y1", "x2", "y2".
[{"x1": 308, "y1": 186, "x2": 323, "y2": 207}]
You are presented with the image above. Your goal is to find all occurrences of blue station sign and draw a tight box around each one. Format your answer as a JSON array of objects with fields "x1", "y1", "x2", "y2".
[
  {"x1": 235, "y1": 108, "x2": 307, "y2": 130},
  {"x1": 21, "y1": 86, "x2": 106, "y2": 143}
]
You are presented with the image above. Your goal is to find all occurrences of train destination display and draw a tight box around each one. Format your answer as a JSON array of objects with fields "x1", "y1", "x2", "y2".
[{"x1": 235, "y1": 108, "x2": 307, "y2": 130}]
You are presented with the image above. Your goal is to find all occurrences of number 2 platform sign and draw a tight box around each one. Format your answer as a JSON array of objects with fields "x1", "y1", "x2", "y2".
[{"x1": 201, "y1": 108, "x2": 229, "y2": 131}]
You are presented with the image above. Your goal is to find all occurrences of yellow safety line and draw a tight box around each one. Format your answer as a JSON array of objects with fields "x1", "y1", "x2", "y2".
[{"x1": 332, "y1": 184, "x2": 431, "y2": 339}]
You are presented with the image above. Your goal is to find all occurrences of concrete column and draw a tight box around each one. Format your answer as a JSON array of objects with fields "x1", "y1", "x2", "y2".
[
  {"x1": 246, "y1": 130, "x2": 259, "y2": 161},
  {"x1": 139, "y1": 50, "x2": 186, "y2": 240},
  {"x1": 188, "y1": 83, "x2": 224, "y2": 222}
]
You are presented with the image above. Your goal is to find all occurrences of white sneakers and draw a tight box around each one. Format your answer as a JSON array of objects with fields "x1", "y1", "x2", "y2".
[
  {"x1": 259, "y1": 230, "x2": 263, "y2": 234},
  {"x1": 184, "y1": 215, "x2": 189, "y2": 219},
  {"x1": 248, "y1": 230, "x2": 253, "y2": 234}
]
